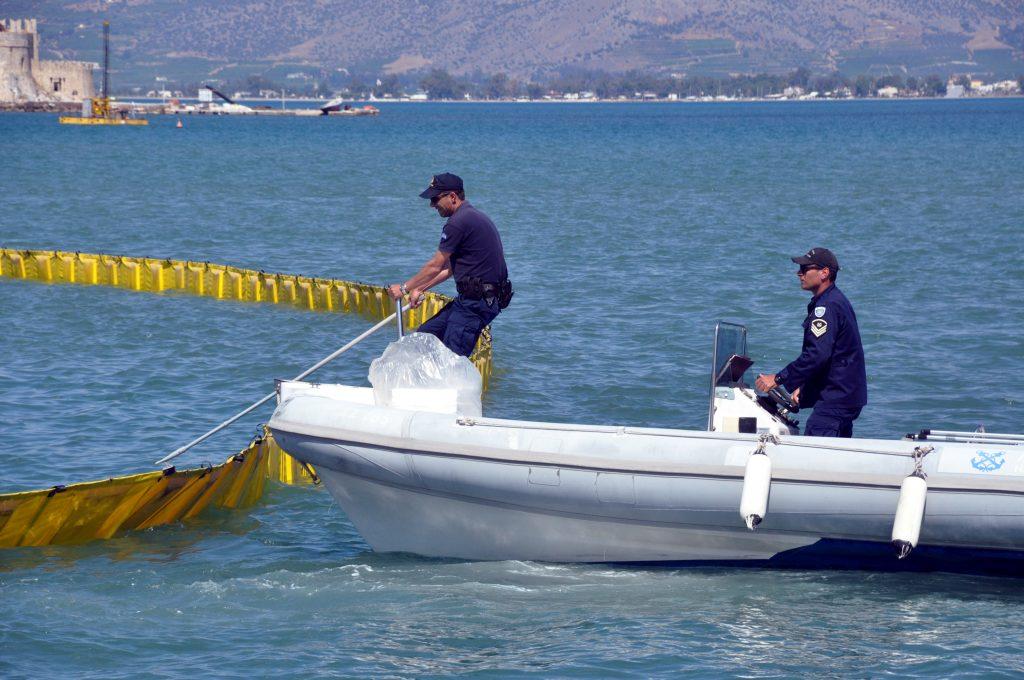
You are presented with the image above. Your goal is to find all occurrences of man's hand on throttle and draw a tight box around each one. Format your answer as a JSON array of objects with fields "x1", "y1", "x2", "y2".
[
  {"x1": 755, "y1": 374, "x2": 778, "y2": 393},
  {"x1": 387, "y1": 283, "x2": 404, "y2": 300},
  {"x1": 409, "y1": 289, "x2": 425, "y2": 308}
]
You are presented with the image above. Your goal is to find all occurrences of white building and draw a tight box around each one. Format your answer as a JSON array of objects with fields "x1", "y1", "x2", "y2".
[{"x1": 981, "y1": 80, "x2": 1021, "y2": 94}]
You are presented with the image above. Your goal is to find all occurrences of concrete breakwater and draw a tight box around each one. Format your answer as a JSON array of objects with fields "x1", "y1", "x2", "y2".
[
  {"x1": 1, "y1": 100, "x2": 80, "y2": 112},
  {"x1": 166, "y1": 105, "x2": 380, "y2": 117}
]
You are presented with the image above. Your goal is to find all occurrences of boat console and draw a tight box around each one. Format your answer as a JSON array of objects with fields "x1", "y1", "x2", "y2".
[{"x1": 706, "y1": 322, "x2": 800, "y2": 436}]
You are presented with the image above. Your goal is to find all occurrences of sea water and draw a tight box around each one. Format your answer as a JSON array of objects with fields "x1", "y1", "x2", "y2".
[{"x1": 2, "y1": 100, "x2": 1023, "y2": 677}]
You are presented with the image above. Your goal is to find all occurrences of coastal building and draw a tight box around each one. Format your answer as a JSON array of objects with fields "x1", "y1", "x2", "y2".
[
  {"x1": 877, "y1": 86, "x2": 898, "y2": 97},
  {"x1": 977, "y1": 80, "x2": 1021, "y2": 95},
  {"x1": 0, "y1": 18, "x2": 94, "y2": 104}
]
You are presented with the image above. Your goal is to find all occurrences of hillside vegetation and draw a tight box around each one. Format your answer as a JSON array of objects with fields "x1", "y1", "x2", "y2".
[{"x1": 7, "y1": 0, "x2": 1023, "y2": 85}]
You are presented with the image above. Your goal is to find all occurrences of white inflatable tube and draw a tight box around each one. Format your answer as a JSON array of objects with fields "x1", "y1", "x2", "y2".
[
  {"x1": 740, "y1": 451, "x2": 772, "y2": 530},
  {"x1": 891, "y1": 473, "x2": 928, "y2": 559}
]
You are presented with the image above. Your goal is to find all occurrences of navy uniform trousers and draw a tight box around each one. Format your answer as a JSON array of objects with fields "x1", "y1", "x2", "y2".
[
  {"x1": 417, "y1": 295, "x2": 499, "y2": 357},
  {"x1": 804, "y1": 405, "x2": 863, "y2": 438}
]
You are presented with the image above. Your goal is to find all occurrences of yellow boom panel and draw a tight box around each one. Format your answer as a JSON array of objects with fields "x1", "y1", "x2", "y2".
[
  {"x1": 0, "y1": 434, "x2": 276, "y2": 548},
  {"x1": 0, "y1": 249, "x2": 497, "y2": 548}
]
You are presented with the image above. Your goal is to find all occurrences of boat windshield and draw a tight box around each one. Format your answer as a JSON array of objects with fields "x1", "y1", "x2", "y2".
[
  {"x1": 710, "y1": 322, "x2": 750, "y2": 388},
  {"x1": 706, "y1": 321, "x2": 752, "y2": 431}
]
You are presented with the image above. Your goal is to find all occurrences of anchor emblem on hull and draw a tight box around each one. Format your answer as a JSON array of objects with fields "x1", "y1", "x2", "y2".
[{"x1": 971, "y1": 450, "x2": 1005, "y2": 472}]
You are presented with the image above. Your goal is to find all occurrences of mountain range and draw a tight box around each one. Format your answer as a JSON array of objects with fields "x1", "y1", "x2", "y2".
[{"x1": 7, "y1": 0, "x2": 1024, "y2": 88}]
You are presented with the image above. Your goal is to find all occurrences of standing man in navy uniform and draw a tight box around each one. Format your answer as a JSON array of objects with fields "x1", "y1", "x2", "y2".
[
  {"x1": 756, "y1": 248, "x2": 867, "y2": 437},
  {"x1": 388, "y1": 173, "x2": 512, "y2": 357}
]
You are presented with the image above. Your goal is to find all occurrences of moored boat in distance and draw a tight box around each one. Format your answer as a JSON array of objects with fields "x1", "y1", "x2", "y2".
[{"x1": 268, "y1": 323, "x2": 1024, "y2": 575}]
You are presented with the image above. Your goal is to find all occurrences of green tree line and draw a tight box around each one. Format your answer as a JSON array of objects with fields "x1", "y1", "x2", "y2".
[{"x1": 164, "y1": 67, "x2": 1023, "y2": 100}]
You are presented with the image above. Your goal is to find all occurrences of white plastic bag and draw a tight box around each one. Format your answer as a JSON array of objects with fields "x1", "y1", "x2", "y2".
[{"x1": 368, "y1": 333, "x2": 482, "y2": 416}]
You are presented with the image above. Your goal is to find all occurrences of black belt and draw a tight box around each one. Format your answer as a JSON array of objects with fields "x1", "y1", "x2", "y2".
[
  {"x1": 456, "y1": 278, "x2": 513, "y2": 308},
  {"x1": 457, "y1": 279, "x2": 498, "y2": 298}
]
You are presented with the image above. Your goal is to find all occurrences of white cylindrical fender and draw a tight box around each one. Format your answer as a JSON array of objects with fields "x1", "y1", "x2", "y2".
[
  {"x1": 740, "y1": 451, "x2": 772, "y2": 530},
  {"x1": 891, "y1": 473, "x2": 928, "y2": 559}
]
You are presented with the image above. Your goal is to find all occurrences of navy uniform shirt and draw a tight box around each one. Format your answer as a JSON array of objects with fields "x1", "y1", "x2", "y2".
[
  {"x1": 777, "y1": 284, "x2": 867, "y2": 409},
  {"x1": 438, "y1": 202, "x2": 508, "y2": 284}
]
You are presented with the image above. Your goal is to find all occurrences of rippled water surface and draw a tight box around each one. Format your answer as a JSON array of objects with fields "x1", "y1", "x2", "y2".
[{"x1": 2, "y1": 101, "x2": 1023, "y2": 677}]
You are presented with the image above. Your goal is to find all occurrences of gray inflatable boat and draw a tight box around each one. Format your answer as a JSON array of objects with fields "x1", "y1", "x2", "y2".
[{"x1": 268, "y1": 323, "x2": 1024, "y2": 574}]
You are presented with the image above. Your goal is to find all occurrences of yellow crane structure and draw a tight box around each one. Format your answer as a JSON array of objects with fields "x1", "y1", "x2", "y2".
[{"x1": 60, "y1": 21, "x2": 147, "y2": 126}]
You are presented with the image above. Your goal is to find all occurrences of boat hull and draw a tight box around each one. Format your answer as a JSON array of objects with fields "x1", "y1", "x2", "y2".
[
  {"x1": 315, "y1": 464, "x2": 819, "y2": 562},
  {"x1": 268, "y1": 389, "x2": 1024, "y2": 573},
  {"x1": 320, "y1": 462, "x2": 1024, "y2": 573}
]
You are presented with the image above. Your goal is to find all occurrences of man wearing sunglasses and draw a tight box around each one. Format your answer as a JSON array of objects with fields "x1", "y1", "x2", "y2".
[
  {"x1": 755, "y1": 248, "x2": 867, "y2": 438},
  {"x1": 387, "y1": 172, "x2": 512, "y2": 357}
]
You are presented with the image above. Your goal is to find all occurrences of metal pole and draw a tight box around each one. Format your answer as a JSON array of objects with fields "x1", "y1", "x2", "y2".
[
  {"x1": 155, "y1": 304, "x2": 409, "y2": 466},
  {"x1": 928, "y1": 430, "x2": 1024, "y2": 442},
  {"x1": 395, "y1": 296, "x2": 405, "y2": 338},
  {"x1": 102, "y1": 21, "x2": 110, "y2": 102},
  {"x1": 707, "y1": 322, "x2": 721, "y2": 431}
]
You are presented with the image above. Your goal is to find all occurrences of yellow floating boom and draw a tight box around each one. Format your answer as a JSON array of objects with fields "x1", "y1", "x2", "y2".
[
  {"x1": 0, "y1": 248, "x2": 492, "y2": 382},
  {"x1": 0, "y1": 431, "x2": 292, "y2": 548},
  {"x1": 0, "y1": 249, "x2": 495, "y2": 548}
]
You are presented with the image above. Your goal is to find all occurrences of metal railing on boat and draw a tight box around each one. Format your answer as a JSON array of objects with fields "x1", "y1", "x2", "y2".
[{"x1": 906, "y1": 429, "x2": 1024, "y2": 446}]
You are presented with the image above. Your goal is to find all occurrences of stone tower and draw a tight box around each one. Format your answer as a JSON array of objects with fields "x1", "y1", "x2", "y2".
[
  {"x1": 0, "y1": 19, "x2": 49, "y2": 102},
  {"x1": 0, "y1": 18, "x2": 95, "y2": 103}
]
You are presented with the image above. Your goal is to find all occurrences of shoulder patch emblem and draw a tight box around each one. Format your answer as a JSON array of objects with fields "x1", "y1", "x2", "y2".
[
  {"x1": 814, "y1": 306, "x2": 826, "y2": 318},
  {"x1": 810, "y1": 318, "x2": 828, "y2": 338}
]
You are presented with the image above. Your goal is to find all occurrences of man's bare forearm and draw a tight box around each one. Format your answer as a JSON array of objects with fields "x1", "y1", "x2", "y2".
[
  {"x1": 414, "y1": 268, "x2": 451, "y2": 292},
  {"x1": 404, "y1": 252, "x2": 450, "y2": 291},
  {"x1": 405, "y1": 263, "x2": 442, "y2": 291}
]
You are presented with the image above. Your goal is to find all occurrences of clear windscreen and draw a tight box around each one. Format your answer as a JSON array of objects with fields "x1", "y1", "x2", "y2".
[{"x1": 712, "y1": 322, "x2": 751, "y2": 387}]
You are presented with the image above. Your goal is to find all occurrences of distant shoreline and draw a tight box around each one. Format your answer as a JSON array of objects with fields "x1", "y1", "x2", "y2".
[
  {"x1": 2, "y1": 94, "x2": 1021, "y2": 114},
  {"x1": 137, "y1": 94, "x2": 1024, "y2": 104},
  {"x1": 353, "y1": 95, "x2": 1024, "y2": 104},
  {"x1": 105, "y1": 93, "x2": 1024, "y2": 105}
]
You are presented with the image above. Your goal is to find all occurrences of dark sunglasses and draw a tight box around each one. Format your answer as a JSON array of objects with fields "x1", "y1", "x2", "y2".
[
  {"x1": 798, "y1": 264, "x2": 822, "y2": 274},
  {"x1": 430, "y1": 192, "x2": 450, "y2": 207}
]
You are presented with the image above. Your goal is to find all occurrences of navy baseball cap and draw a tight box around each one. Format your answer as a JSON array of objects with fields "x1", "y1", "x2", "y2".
[
  {"x1": 419, "y1": 172, "x2": 463, "y2": 199},
  {"x1": 792, "y1": 247, "x2": 840, "y2": 271}
]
